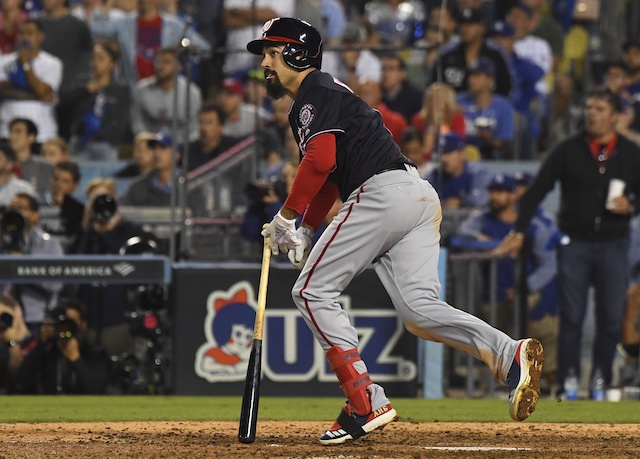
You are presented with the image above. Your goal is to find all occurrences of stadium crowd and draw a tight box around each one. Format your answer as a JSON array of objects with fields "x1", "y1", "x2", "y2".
[{"x1": 0, "y1": 0, "x2": 639, "y2": 397}]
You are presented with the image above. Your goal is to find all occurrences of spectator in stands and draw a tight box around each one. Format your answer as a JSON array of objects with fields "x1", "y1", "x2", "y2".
[
  {"x1": 495, "y1": 87, "x2": 640, "y2": 393},
  {"x1": 0, "y1": 19, "x2": 63, "y2": 142},
  {"x1": 522, "y1": 0, "x2": 564, "y2": 69},
  {"x1": 114, "y1": 131, "x2": 156, "y2": 178},
  {"x1": 506, "y1": 3, "x2": 551, "y2": 95},
  {"x1": 15, "y1": 298, "x2": 111, "y2": 394},
  {"x1": 490, "y1": 20, "x2": 545, "y2": 159},
  {"x1": 186, "y1": 103, "x2": 239, "y2": 172},
  {"x1": 322, "y1": 20, "x2": 382, "y2": 93},
  {"x1": 70, "y1": 177, "x2": 143, "y2": 356},
  {"x1": 602, "y1": 61, "x2": 640, "y2": 147},
  {"x1": 454, "y1": 173, "x2": 560, "y2": 387},
  {"x1": 121, "y1": 132, "x2": 203, "y2": 214},
  {"x1": 41, "y1": 160, "x2": 84, "y2": 239},
  {"x1": 0, "y1": 142, "x2": 36, "y2": 206},
  {"x1": 72, "y1": 0, "x2": 127, "y2": 23},
  {"x1": 428, "y1": 4, "x2": 458, "y2": 46},
  {"x1": 269, "y1": 96, "x2": 294, "y2": 147},
  {"x1": 40, "y1": 137, "x2": 70, "y2": 165},
  {"x1": 8, "y1": 118, "x2": 52, "y2": 200},
  {"x1": 40, "y1": 0, "x2": 93, "y2": 140},
  {"x1": 1, "y1": 193, "x2": 63, "y2": 334},
  {"x1": 131, "y1": 47, "x2": 202, "y2": 146},
  {"x1": 219, "y1": 77, "x2": 271, "y2": 138},
  {"x1": 222, "y1": 0, "x2": 295, "y2": 77},
  {"x1": 380, "y1": 54, "x2": 422, "y2": 124},
  {"x1": 89, "y1": 0, "x2": 210, "y2": 91},
  {"x1": 363, "y1": 0, "x2": 426, "y2": 47},
  {"x1": 400, "y1": 126, "x2": 430, "y2": 178},
  {"x1": 426, "y1": 131, "x2": 491, "y2": 209},
  {"x1": 0, "y1": 0, "x2": 28, "y2": 54},
  {"x1": 456, "y1": 57, "x2": 515, "y2": 159},
  {"x1": 67, "y1": 43, "x2": 131, "y2": 161},
  {"x1": 624, "y1": 39, "x2": 640, "y2": 102},
  {"x1": 356, "y1": 77, "x2": 407, "y2": 144},
  {"x1": 429, "y1": 7, "x2": 513, "y2": 97},
  {"x1": 245, "y1": 68, "x2": 272, "y2": 119},
  {"x1": 0, "y1": 295, "x2": 38, "y2": 394},
  {"x1": 411, "y1": 82, "x2": 466, "y2": 159}
]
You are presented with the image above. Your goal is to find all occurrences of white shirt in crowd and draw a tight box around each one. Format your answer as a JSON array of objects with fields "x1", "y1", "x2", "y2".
[
  {"x1": 223, "y1": 0, "x2": 295, "y2": 75},
  {"x1": 514, "y1": 35, "x2": 553, "y2": 94},
  {"x1": 322, "y1": 49, "x2": 382, "y2": 84},
  {"x1": 0, "y1": 50, "x2": 63, "y2": 141}
]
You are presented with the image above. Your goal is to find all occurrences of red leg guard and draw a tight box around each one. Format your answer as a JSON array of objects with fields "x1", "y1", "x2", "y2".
[{"x1": 326, "y1": 346, "x2": 372, "y2": 415}]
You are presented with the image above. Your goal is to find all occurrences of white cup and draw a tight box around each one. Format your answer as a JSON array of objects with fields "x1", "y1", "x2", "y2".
[{"x1": 606, "y1": 179, "x2": 625, "y2": 210}]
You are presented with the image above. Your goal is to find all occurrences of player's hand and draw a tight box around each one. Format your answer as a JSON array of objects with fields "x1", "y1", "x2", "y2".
[
  {"x1": 261, "y1": 210, "x2": 300, "y2": 255},
  {"x1": 288, "y1": 226, "x2": 314, "y2": 269}
]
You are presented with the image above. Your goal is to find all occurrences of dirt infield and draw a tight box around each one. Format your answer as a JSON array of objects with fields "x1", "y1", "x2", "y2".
[{"x1": 0, "y1": 421, "x2": 638, "y2": 458}]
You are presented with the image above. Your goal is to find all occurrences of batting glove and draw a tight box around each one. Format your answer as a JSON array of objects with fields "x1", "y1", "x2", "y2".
[
  {"x1": 261, "y1": 210, "x2": 300, "y2": 255},
  {"x1": 288, "y1": 226, "x2": 314, "y2": 269}
]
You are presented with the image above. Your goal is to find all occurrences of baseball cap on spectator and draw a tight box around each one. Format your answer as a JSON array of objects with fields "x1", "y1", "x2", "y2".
[
  {"x1": 0, "y1": 141, "x2": 17, "y2": 163},
  {"x1": 490, "y1": 21, "x2": 515, "y2": 38},
  {"x1": 438, "y1": 132, "x2": 466, "y2": 154},
  {"x1": 458, "y1": 8, "x2": 484, "y2": 24},
  {"x1": 147, "y1": 132, "x2": 173, "y2": 149},
  {"x1": 342, "y1": 22, "x2": 367, "y2": 43},
  {"x1": 514, "y1": 171, "x2": 533, "y2": 186},
  {"x1": 488, "y1": 174, "x2": 516, "y2": 192},
  {"x1": 623, "y1": 38, "x2": 640, "y2": 53},
  {"x1": 509, "y1": 2, "x2": 533, "y2": 17},
  {"x1": 468, "y1": 57, "x2": 496, "y2": 78},
  {"x1": 222, "y1": 77, "x2": 244, "y2": 96}
]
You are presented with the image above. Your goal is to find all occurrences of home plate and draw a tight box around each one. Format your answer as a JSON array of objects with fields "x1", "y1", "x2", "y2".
[{"x1": 425, "y1": 446, "x2": 533, "y2": 451}]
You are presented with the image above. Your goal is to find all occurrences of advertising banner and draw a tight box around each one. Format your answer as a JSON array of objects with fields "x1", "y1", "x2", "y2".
[{"x1": 172, "y1": 263, "x2": 418, "y2": 397}]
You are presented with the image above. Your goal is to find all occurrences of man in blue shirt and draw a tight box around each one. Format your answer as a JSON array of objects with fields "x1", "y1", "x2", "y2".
[
  {"x1": 490, "y1": 21, "x2": 545, "y2": 159},
  {"x1": 456, "y1": 57, "x2": 515, "y2": 159},
  {"x1": 426, "y1": 132, "x2": 492, "y2": 209}
]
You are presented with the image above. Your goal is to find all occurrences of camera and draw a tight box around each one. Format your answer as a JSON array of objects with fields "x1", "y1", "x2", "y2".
[
  {"x1": 0, "y1": 210, "x2": 25, "y2": 252},
  {"x1": 0, "y1": 312, "x2": 13, "y2": 333},
  {"x1": 92, "y1": 194, "x2": 118, "y2": 223},
  {"x1": 45, "y1": 309, "x2": 78, "y2": 341}
]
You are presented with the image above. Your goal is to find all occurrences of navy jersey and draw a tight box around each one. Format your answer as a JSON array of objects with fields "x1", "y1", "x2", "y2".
[{"x1": 289, "y1": 70, "x2": 409, "y2": 202}]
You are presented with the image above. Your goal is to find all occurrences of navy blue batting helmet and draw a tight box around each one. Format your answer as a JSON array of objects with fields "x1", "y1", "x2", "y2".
[{"x1": 247, "y1": 17, "x2": 323, "y2": 70}]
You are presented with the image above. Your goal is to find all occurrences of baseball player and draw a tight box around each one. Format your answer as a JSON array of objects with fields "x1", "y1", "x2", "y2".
[{"x1": 248, "y1": 17, "x2": 543, "y2": 445}]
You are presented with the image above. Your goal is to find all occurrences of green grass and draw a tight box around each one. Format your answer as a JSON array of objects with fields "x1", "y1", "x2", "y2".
[{"x1": 0, "y1": 397, "x2": 639, "y2": 423}]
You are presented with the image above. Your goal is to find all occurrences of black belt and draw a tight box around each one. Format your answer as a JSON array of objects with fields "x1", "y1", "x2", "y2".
[{"x1": 376, "y1": 163, "x2": 410, "y2": 175}]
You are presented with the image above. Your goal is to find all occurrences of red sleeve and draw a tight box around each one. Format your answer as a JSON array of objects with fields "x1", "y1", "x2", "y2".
[
  {"x1": 451, "y1": 111, "x2": 466, "y2": 137},
  {"x1": 302, "y1": 180, "x2": 340, "y2": 230},
  {"x1": 283, "y1": 133, "x2": 336, "y2": 215}
]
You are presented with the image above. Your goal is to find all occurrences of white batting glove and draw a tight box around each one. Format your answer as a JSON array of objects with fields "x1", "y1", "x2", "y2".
[
  {"x1": 288, "y1": 226, "x2": 314, "y2": 269},
  {"x1": 261, "y1": 210, "x2": 300, "y2": 255}
]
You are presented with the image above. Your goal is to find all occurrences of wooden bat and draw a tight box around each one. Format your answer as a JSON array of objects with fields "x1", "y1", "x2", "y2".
[{"x1": 238, "y1": 234, "x2": 271, "y2": 444}]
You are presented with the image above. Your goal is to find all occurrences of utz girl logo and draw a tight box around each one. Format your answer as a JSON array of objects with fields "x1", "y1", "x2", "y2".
[
  {"x1": 299, "y1": 103, "x2": 315, "y2": 128},
  {"x1": 194, "y1": 282, "x2": 257, "y2": 382}
]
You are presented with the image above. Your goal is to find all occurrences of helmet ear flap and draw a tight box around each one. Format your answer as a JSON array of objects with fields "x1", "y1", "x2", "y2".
[{"x1": 282, "y1": 43, "x2": 310, "y2": 70}]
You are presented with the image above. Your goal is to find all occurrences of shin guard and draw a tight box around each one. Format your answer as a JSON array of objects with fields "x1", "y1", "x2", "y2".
[{"x1": 326, "y1": 346, "x2": 372, "y2": 415}]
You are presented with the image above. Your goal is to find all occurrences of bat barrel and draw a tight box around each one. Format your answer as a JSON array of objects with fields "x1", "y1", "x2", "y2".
[{"x1": 238, "y1": 339, "x2": 263, "y2": 443}]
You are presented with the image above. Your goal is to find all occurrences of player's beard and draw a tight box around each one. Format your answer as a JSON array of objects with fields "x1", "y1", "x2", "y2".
[{"x1": 265, "y1": 71, "x2": 287, "y2": 100}]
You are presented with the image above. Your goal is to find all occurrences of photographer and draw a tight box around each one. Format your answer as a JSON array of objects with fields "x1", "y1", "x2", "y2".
[
  {"x1": 15, "y1": 299, "x2": 110, "y2": 394},
  {"x1": 2, "y1": 193, "x2": 63, "y2": 334},
  {"x1": 0, "y1": 295, "x2": 38, "y2": 394},
  {"x1": 70, "y1": 178, "x2": 149, "y2": 357}
]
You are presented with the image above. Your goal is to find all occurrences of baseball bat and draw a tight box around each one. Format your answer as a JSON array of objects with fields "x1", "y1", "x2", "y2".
[{"x1": 238, "y1": 234, "x2": 271, "y2": 444}]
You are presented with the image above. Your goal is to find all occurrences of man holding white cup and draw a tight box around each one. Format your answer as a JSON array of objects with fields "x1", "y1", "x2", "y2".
[{"x1": 495, "y1": 87, "x2": 640, "y2": 397}]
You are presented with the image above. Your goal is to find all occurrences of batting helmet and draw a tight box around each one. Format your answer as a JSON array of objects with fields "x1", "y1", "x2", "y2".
[{"x1": 246, "y1": 17, "x2": 323, "y2": 70}]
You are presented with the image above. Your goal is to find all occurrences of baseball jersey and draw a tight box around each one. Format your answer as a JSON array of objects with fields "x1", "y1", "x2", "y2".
[{"x1": 289, "y1": 70, "x2": 409, "y2": 202}]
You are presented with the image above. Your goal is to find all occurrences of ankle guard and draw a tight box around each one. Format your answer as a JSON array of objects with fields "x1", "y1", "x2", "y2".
[{"x1": 326, "y1": 346, "x2": 372, "y2": 415}]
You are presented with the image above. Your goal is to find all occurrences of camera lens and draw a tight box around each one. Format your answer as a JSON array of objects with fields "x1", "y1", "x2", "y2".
[
  {"x1": 92, "y1": 194, "x2": 118, "y2": 223},
  {"x1": 0, "y1": 312, "x2": 13, "y2": 332}
]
